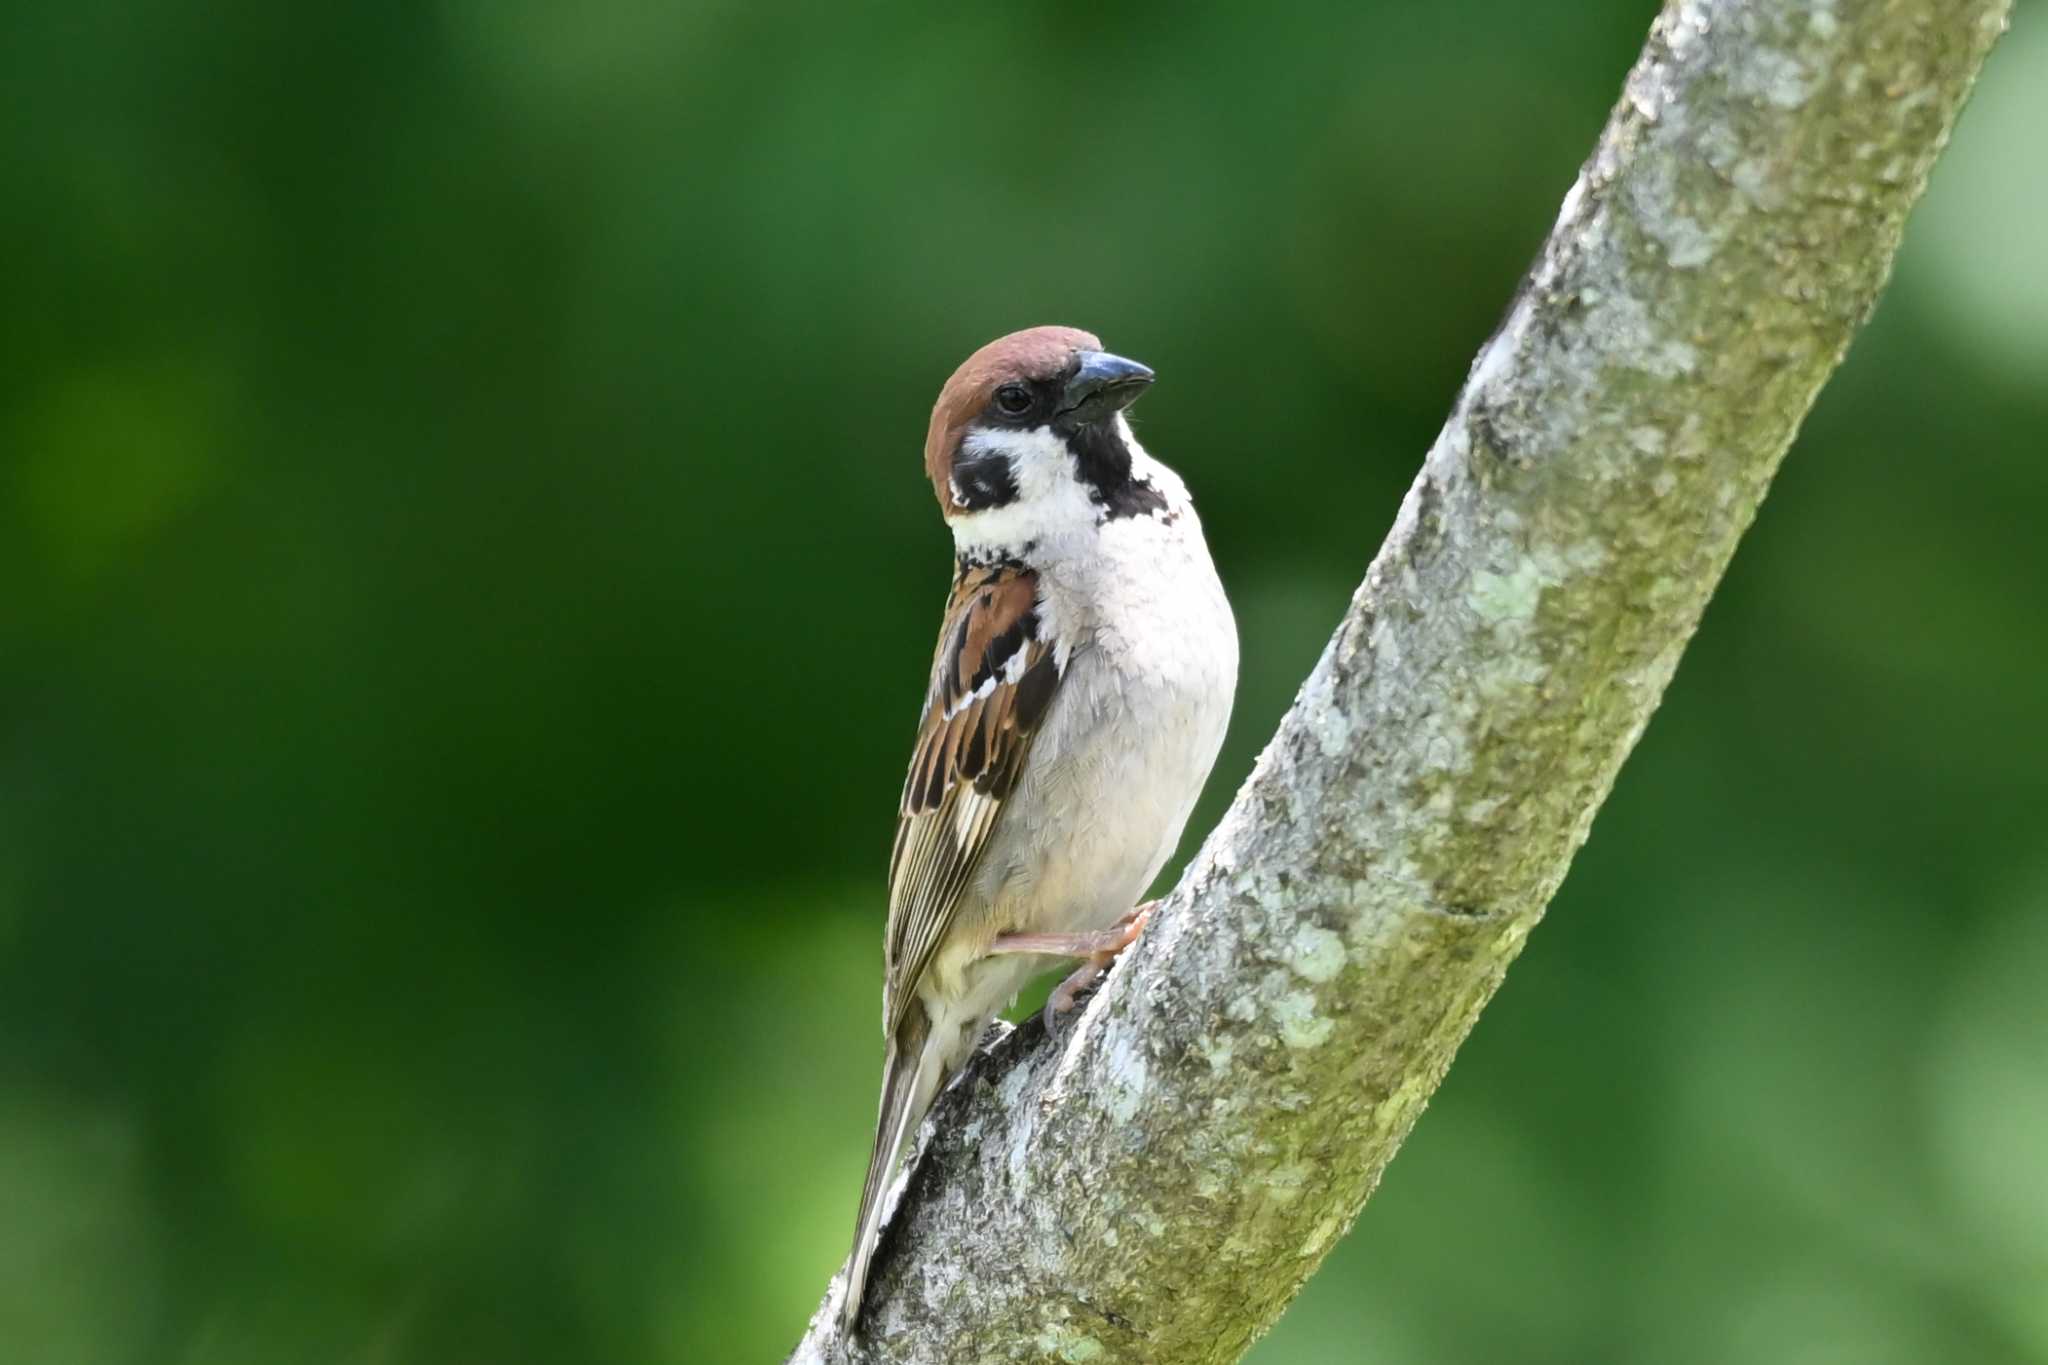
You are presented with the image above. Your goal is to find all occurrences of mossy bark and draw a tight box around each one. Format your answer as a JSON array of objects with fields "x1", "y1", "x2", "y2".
[{"x1": 791, "y1": 1, "x2": 2011, "y2": 1359}]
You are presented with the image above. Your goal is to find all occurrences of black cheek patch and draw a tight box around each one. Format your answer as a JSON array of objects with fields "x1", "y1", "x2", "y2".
[{"x1": 951, "y1": 446, "x2": 1019, "y2": 510}]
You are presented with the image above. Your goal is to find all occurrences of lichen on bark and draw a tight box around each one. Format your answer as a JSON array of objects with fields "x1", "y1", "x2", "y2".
[{"x1": 790, "y1": 2, "x2": 2011, "y2": 1360}]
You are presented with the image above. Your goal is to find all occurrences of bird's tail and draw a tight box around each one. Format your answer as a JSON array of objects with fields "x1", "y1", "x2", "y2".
[{"x1": 840, "y1": 1006, "x2": 937, "y2": 1337}]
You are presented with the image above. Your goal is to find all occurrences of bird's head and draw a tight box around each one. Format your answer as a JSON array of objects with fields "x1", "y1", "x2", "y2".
[{"x1": 924, "y1": 326, "x2": 1162, "y2": 554}]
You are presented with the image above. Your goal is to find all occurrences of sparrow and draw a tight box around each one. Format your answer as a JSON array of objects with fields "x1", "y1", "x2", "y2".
[{"x1": 839, "y1": 326, "x2": 1238, "y2": 1334}]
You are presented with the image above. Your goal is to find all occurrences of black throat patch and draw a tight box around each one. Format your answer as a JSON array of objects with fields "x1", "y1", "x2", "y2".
[{"x1": 1063, "y1": 421, "x2": 1170, "y2": 521}]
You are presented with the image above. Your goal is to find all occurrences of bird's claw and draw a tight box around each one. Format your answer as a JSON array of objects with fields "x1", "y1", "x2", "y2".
[{"x1": 1040, "y1": 902, "x2": 1155, "y2": 1035}]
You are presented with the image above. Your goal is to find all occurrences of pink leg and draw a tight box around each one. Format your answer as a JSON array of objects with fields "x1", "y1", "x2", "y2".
[
  {"x1": 988, "y1": 903, "x2": 1156, "y2": 1024},
  {"x1": 985, "y1": 926, "x2": 1133, "y2": 957}
]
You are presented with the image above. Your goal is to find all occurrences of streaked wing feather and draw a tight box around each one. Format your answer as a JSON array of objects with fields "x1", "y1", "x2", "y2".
[{"x1": 883, "y1": 563, "x2": 1062, "y2": 1032}]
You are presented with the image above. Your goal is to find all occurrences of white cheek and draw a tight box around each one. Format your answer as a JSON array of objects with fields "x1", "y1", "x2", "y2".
[
  {"x1": 959, "y1": 427, "x2": 1071, "y2": 502},
  {"x1": 946, "y1": 416, "x2": 1190, "y2": 562},
  {"x1": 949, "y1": 427, "x2": 1098, "y2": 551}
]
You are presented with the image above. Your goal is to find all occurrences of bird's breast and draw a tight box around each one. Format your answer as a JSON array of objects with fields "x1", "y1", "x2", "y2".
[{"x1": 971, "y1": 521, "x2": 1238, "y2": 937}]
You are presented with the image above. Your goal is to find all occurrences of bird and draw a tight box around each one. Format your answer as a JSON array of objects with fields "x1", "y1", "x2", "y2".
[{"x1": 839, "y1": 325, "x2": 1238, "y2": 1335}]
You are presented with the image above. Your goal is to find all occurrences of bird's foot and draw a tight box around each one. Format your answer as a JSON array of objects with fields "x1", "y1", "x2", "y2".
[
  {"x1": 986, "y1": 903, "x2": 1157, "y2": 1032},
  {"x1": 1030, "y1": 901, "x2": 1155, "y2": 1032}
]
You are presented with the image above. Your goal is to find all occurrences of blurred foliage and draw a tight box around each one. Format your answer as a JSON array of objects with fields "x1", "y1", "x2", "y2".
[{"x1": 2, "y1": 0, "x2": 2044, "y2": 1361}]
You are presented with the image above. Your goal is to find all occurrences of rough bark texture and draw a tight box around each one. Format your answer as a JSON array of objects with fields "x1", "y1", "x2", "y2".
[{"x1": 791, "y1": 1, "x2": 2009, "y2": 1360}]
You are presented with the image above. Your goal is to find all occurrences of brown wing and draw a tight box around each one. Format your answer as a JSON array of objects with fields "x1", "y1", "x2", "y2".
[{"x1": 883, "y1": 561, "x2": 1062, "y2": 1033}]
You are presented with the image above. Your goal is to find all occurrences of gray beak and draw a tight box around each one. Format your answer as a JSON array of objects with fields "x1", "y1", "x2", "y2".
[{"x1": 1059, "y1": 350, "x2": 1155, "y2": 425}]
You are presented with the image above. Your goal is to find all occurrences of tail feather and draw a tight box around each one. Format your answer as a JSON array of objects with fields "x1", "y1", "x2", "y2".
[{"x1": 841, "y1": 1008, "x2": 935, "y2": 1337}]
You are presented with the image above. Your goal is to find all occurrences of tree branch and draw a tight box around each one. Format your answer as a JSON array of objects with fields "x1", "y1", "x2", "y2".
[{"x1": 792, "y1": 1, "x2": 2009, "y2": 1359}]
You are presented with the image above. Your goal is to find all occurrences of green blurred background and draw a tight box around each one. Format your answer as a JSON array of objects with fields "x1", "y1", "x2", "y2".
[{"x1": 4, "y1": 1, "x2": 2045, "y2": 1361}]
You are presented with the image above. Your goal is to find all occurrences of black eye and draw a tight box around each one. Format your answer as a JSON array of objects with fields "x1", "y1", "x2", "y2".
[{"x1": 993, "y1": 383, "x2": 1033, "y2": 417}]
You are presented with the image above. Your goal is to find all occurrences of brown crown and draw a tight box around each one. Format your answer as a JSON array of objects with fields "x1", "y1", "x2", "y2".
[{"x1": 923, "y1": 325, "x2": 1101, "y2": 514}]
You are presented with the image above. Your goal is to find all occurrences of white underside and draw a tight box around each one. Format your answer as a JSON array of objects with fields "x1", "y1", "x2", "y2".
[{"x1": 919, "y1": 434, "x2": 1239, "y2": 1074}]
